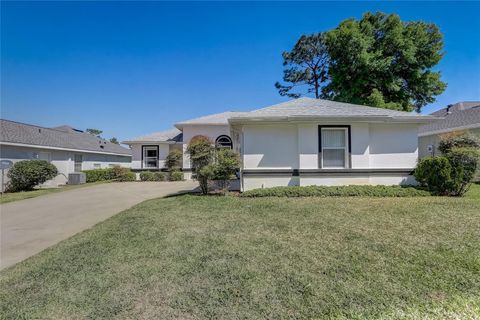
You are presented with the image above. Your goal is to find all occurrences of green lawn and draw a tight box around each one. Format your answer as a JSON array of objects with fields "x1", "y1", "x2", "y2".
[
  {"x1": 1, "y1": 185, "x2": 479, "y2": 319},
  {"x1": 0, "y1": 181, "x2": 108, "y2": 204}
]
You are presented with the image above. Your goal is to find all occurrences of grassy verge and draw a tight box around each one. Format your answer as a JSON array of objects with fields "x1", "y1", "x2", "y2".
[
  {"x1": 0, "y1": 185, "x2": 479, "y2": 319},
  {"x1": 0, "y1": 181, "x2": 108, "y2": 204}
]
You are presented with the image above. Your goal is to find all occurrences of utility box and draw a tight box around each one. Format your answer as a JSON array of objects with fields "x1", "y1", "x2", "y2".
[{"x1": 68, "y1": 172, "x2": 86, "y2": 185}]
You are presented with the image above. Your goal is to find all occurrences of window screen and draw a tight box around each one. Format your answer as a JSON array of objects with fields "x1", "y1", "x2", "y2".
[{"x1": 321, "y1": 128, "x2": 348, "y2": 168}]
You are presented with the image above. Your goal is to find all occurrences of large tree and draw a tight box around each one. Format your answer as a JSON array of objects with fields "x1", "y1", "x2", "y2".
[
  {"x1": 276, "y1": 12, "x2": 447, "y2": 112},
  {"x1": 275, "y1": 33, "x2": 329, "y2": 99}
]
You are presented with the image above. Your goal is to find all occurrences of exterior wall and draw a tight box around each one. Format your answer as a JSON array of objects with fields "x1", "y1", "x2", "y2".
[
  {"x1": 240, "y1": 122, "x2": 420, "y2": 191},
  {"x1": 369, "y1": 123, "x2": 418, "y2": 168},
  {"x1": 418, "y1": 128, "x2": 480, "y2": 158},
  {"x1": 0, "y1": 144, "x2": 130, "y2": 190}
]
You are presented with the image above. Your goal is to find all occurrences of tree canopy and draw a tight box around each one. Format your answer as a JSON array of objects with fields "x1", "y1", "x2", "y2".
[
  {"x1": 86, "y1": 128, "x2": 103, "y2": 137},
  {"x1": 276, "y1": 12, "x2": 447, "y2": 112}
]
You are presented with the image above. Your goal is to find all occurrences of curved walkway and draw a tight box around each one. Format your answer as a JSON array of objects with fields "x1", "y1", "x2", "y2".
[{"x1": 0, "y1": 181, "x2": 197, "y2": 270}]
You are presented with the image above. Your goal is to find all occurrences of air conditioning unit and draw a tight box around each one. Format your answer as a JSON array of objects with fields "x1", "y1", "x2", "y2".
[{"x1": 68, "y1": 172, "x2": 86, "y2": 185}]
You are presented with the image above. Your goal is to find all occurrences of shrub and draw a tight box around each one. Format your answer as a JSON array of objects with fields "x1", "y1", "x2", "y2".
[
  {"x1": 169, "y1": 170, "x2": 184, "y2": 181},
  {"x1": 139, "y1": 171, "x2": 155, "y2": 181},
  {"x1": 438, "y1": 132, "x2": 480, "y2": 154},
  {"x1": 112, "y1": 166, "x2": 130, "y2": 178},
  {"x1": 116, "y1": 171, "x2": 136, "y2": 182},
  {"x1": 241, "y1": 185, "x2": 430, "y2": 198},
  {"x1": 84, "y1": 168, "x2": 115, "y2": 183},
  {"x1": 6, "y1": 160, "x2": 58, "y2": 192},
  {"x1": 153, "y1": 172, "x2": 166, "y2": 181},
  {"x1": 186, "y1": 135, "x2": 214, "y2": 194},
  {"x1": 165, "y1": 149, "x2": 183, "y2": 171},
  {"x1": 414, "y1": 157, "x2": 453, "y2": 195},
  {"x1": 212, "y1": 149, "x2": 240, "y2": 191},
  {"x1": 446, "y1": 148, "x2": 480, "y2": 196}
]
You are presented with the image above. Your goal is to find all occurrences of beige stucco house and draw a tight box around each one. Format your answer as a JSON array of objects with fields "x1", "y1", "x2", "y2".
[{"x1": 124, "y1": 98, "x2": 439, "y2": 191}]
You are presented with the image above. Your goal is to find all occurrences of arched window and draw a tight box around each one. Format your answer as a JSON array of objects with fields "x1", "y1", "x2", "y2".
[{"x1": 215, "y1": 135, "x2": 233, "y2": 149}]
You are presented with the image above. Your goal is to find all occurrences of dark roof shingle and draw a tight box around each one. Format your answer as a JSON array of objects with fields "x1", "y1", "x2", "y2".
[
  {"x1": 419, "y1": 102, "x2": 480, "y2": 135},
  {"x1": 0, "y1": 119, "x2": 131, "y2": 156}
]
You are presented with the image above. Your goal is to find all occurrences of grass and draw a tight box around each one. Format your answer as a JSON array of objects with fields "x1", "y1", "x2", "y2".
[
  {"x1": 1, "y1": 185, "x2": 479, "y2": 319},
  {"x1": 0, "y1": 181, "x2": 108, "y2": 204}
]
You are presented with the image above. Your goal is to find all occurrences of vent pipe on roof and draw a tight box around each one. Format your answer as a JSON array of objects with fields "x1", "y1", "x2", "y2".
[{"x1": 446, "y1": 104, "x2": 453, "y2": 115}]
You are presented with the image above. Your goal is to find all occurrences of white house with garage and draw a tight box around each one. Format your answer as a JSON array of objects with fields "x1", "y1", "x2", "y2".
[
  {"x1": 0, "y1": 119, "x2": 131, "y2": 190},
  {"x1": 123, "y1": 98, "x2": 440, "y2": 191}
]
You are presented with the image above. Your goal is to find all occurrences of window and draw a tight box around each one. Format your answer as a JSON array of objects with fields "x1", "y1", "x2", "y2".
[
  {"x1": 142, "y1": 146, "x2": 158, "y2": 168},
  {"x1": 74, "y1": 154, "x2": 83, "y2": 172},
  {"x1": 320, "y1": 127, "x2": 349, "y2": 169},
  {"x1": 215, "y1": 135, "x2": 233, "y2": 149}
]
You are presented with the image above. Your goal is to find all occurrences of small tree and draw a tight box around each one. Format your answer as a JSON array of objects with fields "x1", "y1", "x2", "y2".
[
  {"x1": 7, "y1": 160, "x2": 58, "y2": 192},
  {"x1": 165, "y1": 149, "x2": 183, "y2": 171},
  {"x1": 186, "y1": 135, "x2": 214, "y2": 194},
  {"x1": 109, "y1": 137, "x2": 119, "y2": 144},
  {"x1": 213, "y1": 149, "x2": 240, "y2": 192}
]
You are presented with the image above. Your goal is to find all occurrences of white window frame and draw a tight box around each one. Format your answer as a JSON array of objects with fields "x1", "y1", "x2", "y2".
[
  {"x1": 215, "y1": 135, "x2": 233, "y2": 149},
  {"x1": 143, "y1": 146, "x2": 158, "y2": 168},
  {"x1": 320, "y1": 127, "x2": 350, "y2": 169}
]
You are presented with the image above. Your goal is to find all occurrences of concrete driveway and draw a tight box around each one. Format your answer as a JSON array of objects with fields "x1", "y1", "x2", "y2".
[{"x1": 0, "y1": 181, "x2": 197, "y2": 270}]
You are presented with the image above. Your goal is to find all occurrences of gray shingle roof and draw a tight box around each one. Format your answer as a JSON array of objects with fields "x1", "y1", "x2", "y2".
[
  {"x1": 0, "y1": 119, "x2": 131, "y2": 156},
  {"x1": 122, "y1": 128, "x2": 183, "y2": 144},
  {"x1": 175, "y1": 111, "x2": 248, "y2": 128},
  {"x1": 229, "y1": 97, "x2": 438, "y2": 122},
  {"x1": 419, "y1": 101, "x2": 480, "y2": 135}
]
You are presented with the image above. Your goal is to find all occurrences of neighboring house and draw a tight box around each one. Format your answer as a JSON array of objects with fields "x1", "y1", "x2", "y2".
[
  {"x1": 418, "y1": 101, "x2": 480, "y2": 158},
  {"x1": 124, "y1": 98, "x2": 438, "y2": 191},
  {"x1": 0, "y1": 119, "x2": 131, "y2": 190}
]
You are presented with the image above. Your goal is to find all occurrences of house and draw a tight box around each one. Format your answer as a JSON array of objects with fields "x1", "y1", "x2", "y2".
[
  {"x1": 418, "y1": 101, "x2": 480, "y2": 158},
  {"x1": 124, "y1": 98, "x2": 439, "y2": 191},
  {"x1": 0, "y1": 119, "x2": 131, "y2": 190}
]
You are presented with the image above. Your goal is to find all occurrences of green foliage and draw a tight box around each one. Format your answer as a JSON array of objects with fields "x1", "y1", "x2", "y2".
[
  {"x1": 415, "y1": 133, "x2": 480, "y2": 196},
  {"x1": 139, "y1": 171, "x2": 167, "y2": 182},
  {"x1": 212, "y1": 149, "x2": 240, "y2": 191},
  {"x1": 445, "y1": 148, "x2": 480, "y2": 196},
  {"x1": 109, "y1": 137, "x2": 119, "y2": 144},
  {"x1": 187, "y1": 136, "x2": 214, "y2": 170},
  {"x1": 139, "y1": 171, "x2": 155, "y2": 181},
  {"x1": 414, "y1": 157, "x2": 453, "y2": 195},
  {"x1": 438, "y1": 132, "x2": 480, "y2": 154},
  {"x1": 241, "y1": 185, "x2": 430, "y2": 198},
  {"x1": 197, "y1": 165, "x2": 215, "y2": 193},
  {"x1": 186, "y1": 135, "x2": 215, "y2": 194},
  {"x1": 275, "y1": 33, "x2": 329, "y2": 99},
  {"x1": 153, "y1": 172, "x2": 166, "y2": 181},
  {"x1": 116, "y1": 171, "x2": 136, "y2": 182},
  {"x1": 6, "y1": 160, "x2": 58, "y2": 192},
  {"x1": 83, "y1": 168, "x2": 116, "y2": 183},
  {"x1": 165, "y1": 149, "x2": 183, "y2": 171},
  {"x1": 169, "y1": 170, "x2": 184, "y2": 182},
  {"x1": 83, "y1": 166, "x2": 136, "y2": 183},
  {"x1": 86, "y1": 128, "x2": 103, "y2": 137},
  {"x1": 324, "y1": 12, "x2": 446, "y2": 112},
  {"x1": 276, "y1": 11, "x2": 446, "y2": 112}
]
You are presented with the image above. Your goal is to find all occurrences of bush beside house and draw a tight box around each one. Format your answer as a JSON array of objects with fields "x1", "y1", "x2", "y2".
[
  {"x1": 6, "y1": 160, "x2": 58, "y2": 192},
  {"x1": 414, "y1": 133, "x2": 480, "y2": 196}
]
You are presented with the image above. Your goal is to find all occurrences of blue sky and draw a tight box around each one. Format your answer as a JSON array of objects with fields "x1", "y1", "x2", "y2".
[{"x1": 2, "y1": 1, "x2": 479, "y2": 142}]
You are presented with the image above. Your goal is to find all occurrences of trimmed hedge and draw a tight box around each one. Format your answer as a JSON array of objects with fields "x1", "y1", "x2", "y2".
[
  {"x1": 6, "y1": 160, "x2": 58, "y2": 192},
  {"x1": 140, "y1": 171, "x2": 166, "y2": 181},
  {"x1": 241, "y1": 185, "x2": 430, "y2": 198},
  {"x1": 169, "y1": 170, "x2": 184, "y2": 181},
  {"x1": 83, "y1": 167, "x2": 135, "y2": 183},
  {"x1": 84, "y1": 168, "x2": 115, "y2": 183}
]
